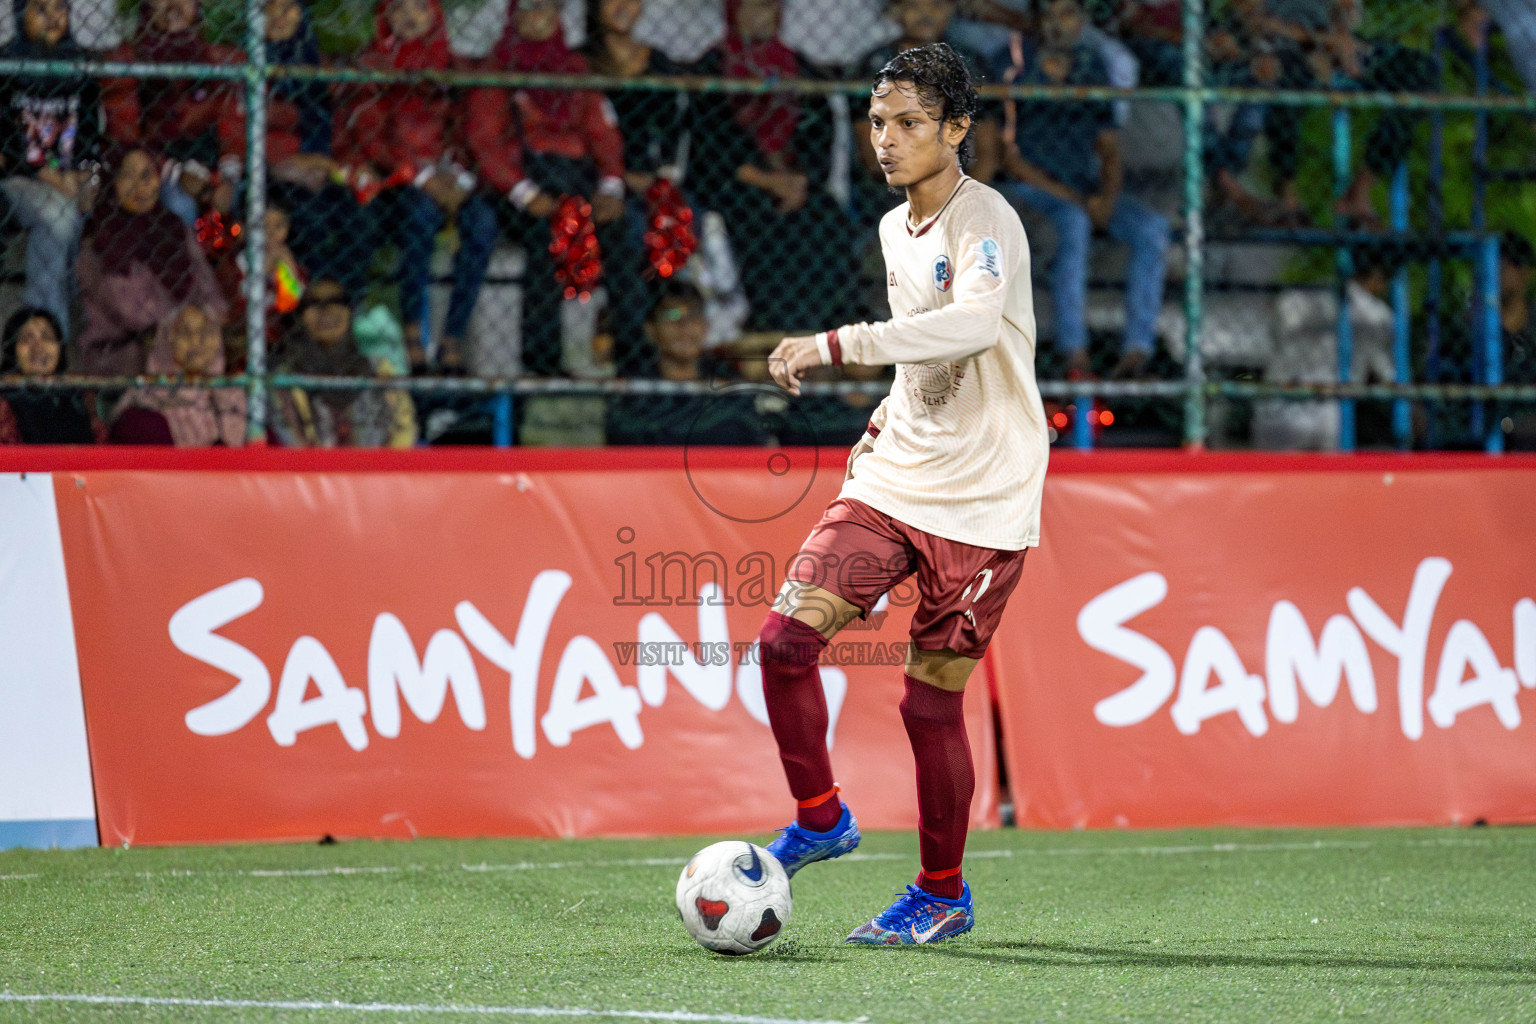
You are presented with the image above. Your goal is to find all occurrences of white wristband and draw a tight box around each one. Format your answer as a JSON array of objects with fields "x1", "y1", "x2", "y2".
[
  {"x1": 509, "y1": 179, "x2": 542, "y2": 210},
  {"x1": 596, "y1": 175, "x2": 625, "y2": 199},
  {"x1": 814, "y1": 331, "x2": 832, "y2": 366}
]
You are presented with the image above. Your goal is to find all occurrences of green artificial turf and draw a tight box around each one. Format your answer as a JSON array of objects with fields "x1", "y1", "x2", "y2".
[{"x1": 2, "y1": 826, "x2": 1534, "y2": 1023}]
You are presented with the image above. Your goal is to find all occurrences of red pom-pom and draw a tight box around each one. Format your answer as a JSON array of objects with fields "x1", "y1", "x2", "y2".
[
  {"x1": 195, "y1": 210, "x2": 239, "y2": 256},
  {"x1": 550, "y1": 195, "x2": 603, "y2": 302},
  {"x1": 643, "y1": 178, "x2": 698, "y2": 281}
]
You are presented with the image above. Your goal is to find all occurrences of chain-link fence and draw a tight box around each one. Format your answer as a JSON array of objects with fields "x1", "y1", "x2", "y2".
[{"x1": 0, "y1": 0, "x2": 1533, "y2": 450}]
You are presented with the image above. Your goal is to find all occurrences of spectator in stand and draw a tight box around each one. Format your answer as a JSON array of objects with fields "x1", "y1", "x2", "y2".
[
  {"x1": 584, "y1": 0, "x2": 758, "y2": 350},
  {"x1": 269, "y1": 277, "x2": 418, "y2": 447},
  {"x1": 222, "y1": 0, "x2": 371, "y2": 295},
  {"x1": 1000, "y1": 0, "x2": 1169, "y2": 378},
  {"x1": 0, "y1": 307, "x2": 102, "y2": 444},
  {"x1": 583, "y1": 0, "x2": 701, "y2": 187},
  {"x1": 1439, "y1": 231, "x2": 1535, "y2": 382},
  {"x1": 945, "y1": 0, "x2": 1032, "y2": 75},
  {"x1": 689, "y1": 0, "x2": 854, "y2": 333},
  {"x1": 1113, "y1": 0, "x2": 1182, "y2": 86},
  {"x1": 1203, "y1": 0, "x2": 1315, "y2": 227},
  {"x1": 337, "y1": 0, "x2": 494, "y2": 375},
  {"x1": 113, "y1": 302, "x2": 246, "y2": 446},
  {"x1": 462, "y1": 0, "x2": 647, "y2": 377},
  {"x1": 605, "y1": 281, "x2": 768, "y2": 444},
  {"x1": 213, "y1": 188, "x2": 307, "y2": 356},
  {"x1": 1500, "y1": 232, "x2": 1534, "y2": 382},
  {"x1": 1500, "y1": 233, "x2": 1536, "y2": 448},
  {"x1": 101, "y1": 0, "x2": 243, "y2": 227},
  {"x1": 76, "y1": 145, "x2": 227, "y2": 376},
  {"x1": 1323, "y1": 0, "x2": 1440, "y2": 227},
  {"x1": 0, "y1": 0, "x2": 102, "y2": 337}
]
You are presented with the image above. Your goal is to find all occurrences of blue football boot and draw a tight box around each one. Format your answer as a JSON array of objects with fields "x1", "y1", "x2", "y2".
[
  {"x1": 845, "y1": 882, "x2": 974, "y2": 945},
  {"x1": 765, "y1": 802, "x2": 861, "y2": 878}
]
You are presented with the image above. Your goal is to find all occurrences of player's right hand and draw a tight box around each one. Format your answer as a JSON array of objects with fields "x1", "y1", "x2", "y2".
[{"x1": 768, "y1": 335, "x2": 821, "y2": 396}]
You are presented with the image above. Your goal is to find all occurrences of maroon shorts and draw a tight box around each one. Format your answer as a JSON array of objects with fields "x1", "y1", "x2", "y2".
[{"x1": 786, "y1": 498, "x2": 1028, "y2": 659}]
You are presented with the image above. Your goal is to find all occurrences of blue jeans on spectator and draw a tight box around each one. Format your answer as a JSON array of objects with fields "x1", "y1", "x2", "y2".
[
  {"x1": 0, "y1": 175, "x2": 83, "y2": 336},
  {"x1": 368, "y1": 185, "x2": 497, "y2": 346},
  {"x1": 444, "y1": 194, "x2": 501, "y2": 342},
  {"x1": 997, "y1": 181, "x2": 1169, "y2": 358}
]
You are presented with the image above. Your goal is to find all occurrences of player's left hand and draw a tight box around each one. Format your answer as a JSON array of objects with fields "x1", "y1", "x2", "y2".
[{"x1": 769, "y1": 335, "x2": 822, "y2": 396}]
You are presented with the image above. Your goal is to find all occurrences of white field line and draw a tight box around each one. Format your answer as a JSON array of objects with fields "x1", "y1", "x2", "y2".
[
  {"x1": 0, "y1": 836, "x2": 1514, "y2": 884},
  {"x1": 0, "y1": 992, "x2": 876, "y2": 1024}
]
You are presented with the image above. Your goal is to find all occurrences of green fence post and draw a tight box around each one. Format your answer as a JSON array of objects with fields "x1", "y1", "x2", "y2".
[
  {"x1": 1181, "y1": 0, "x2": 1206, "y2": 449},
  {"x1": 1332, "y1": 108, "x2": 1355, "y2": 451},
  {"x1": 243, "y1": 0, "x2": 269, "y2": 444}
]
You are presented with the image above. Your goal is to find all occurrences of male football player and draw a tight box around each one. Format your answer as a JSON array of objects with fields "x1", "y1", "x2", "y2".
[{"x1": 760, "y1": 42, "x2": 1048, "y2": 945}]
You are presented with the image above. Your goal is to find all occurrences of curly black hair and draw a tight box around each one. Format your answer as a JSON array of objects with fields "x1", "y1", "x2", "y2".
[{"x1": 872, "y1": 43, "x2": 981, "y2": 168}]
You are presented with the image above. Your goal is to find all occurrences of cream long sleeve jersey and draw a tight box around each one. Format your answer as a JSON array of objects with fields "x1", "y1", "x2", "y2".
[{"x1": 814, "y1": 176, "x2": 1049, "y2": 551}]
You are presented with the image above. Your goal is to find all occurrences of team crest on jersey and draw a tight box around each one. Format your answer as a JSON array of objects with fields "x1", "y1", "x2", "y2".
[{"x1": 933, "y1": 255, "x2": 953, "y2": 292}]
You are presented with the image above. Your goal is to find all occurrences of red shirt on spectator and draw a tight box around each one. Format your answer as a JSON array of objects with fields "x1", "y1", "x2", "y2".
[
  {"x1": 464, "y1": 18, "x2": 625, "y2": 198},
  {"x1": 334, "y1": 0, "x2": 456, "y2": 176},
  {"x1": 101, "y1": 1, "x2": 242, "y2": 159}
]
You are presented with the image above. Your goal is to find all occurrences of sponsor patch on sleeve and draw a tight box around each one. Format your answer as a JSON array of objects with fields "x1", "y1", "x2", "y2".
[{"x1": 971, "y1": 237, "x2": 1002, "y2": 278}]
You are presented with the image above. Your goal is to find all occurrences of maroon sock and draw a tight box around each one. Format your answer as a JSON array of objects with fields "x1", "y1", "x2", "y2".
[
  {"x1": 759, "y1": 611, "x2": 841, "y2": 832},
  {"x1": 900, "y1": 674, "x2": 973, "y2": 900}
]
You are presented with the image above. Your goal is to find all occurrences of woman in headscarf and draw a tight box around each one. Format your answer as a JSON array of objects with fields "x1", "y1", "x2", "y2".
[
  {"x1": 268, "y1": 277, "x2": 417, "y2": 447},
  {"x1": 0, "y1": 307, "x2": 102, "y2": 444},
  {"x1": 333, "y1": 0, "x2": 494, "y2": 374},
  {"x1": 0, "y1": 0, "x2": 103, "y2": 337},
  {"x1": 114, "y1": 302, "x2": 246, "y2": 446},
  {"x1": 75, "y1": 145, "x2": 227, "y2": 376}
]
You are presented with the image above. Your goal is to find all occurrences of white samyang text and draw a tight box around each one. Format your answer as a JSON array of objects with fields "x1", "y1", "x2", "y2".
[
  {"x1": 168, "y1": 573, "x2": 846, "y2": 754},
  {"x1": 1082, "y1": 557, "x2": 1535, "y2": 739}
]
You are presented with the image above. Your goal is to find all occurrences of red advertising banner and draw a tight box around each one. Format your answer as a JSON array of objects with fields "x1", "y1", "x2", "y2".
[
  {"x1": 52, "y1": 461, "x2": 998, "y2": 847},
  {"x1": 34, "y1": 447, "x2": 1536, "y2": 843},
  {"x1": 992, "y1": 462, "x2": 1536, "y2": 829}
]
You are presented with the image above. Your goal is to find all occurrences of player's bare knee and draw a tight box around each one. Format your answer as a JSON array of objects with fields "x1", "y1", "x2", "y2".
[
  {"x1": 905, "y1": 646, "x2": 976, "y2": 692},
  {"x1": 769, "y1": 580, "x2": 860, "y2": 640}
]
